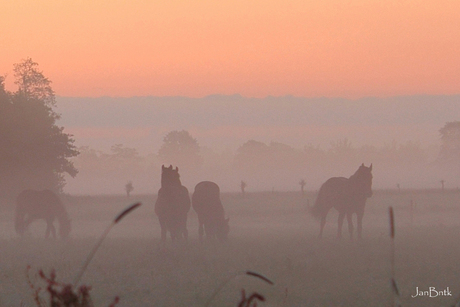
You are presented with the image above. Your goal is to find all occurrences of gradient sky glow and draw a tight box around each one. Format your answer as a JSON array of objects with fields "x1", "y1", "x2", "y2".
[{"x1": 1, "y1": 0, "x2": 459, "y2": 98}]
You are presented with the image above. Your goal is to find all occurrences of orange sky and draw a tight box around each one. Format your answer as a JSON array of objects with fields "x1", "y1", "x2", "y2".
[{"x1": 1, "y1": 0, "x2": 459, "y2": 98}]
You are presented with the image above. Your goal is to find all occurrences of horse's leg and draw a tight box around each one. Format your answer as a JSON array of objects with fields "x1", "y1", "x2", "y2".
[
  {"x1": 23, "y1": 217, "x2": 33, "y2": 234},
  {"x1": 183, "y1": 215, "x2": 189, "y2": 243},
  {"x1": 183, "y1": 226, "x2": 189, "y2": 243},
  {"x1": 318, "y1": 209, "x2": 329, "y2": 239},
  {"x1": 44, "y1": 219, "x2": 56, "y2": 239},
  {"x1": 51, "y1": 223, "x2": 57, "y2": 238},
  {"x1": 159, "y1": 218, "x2": 167, "y2": 247},
  {"x1": 161, "y1": 228, "x2": 166, "y2": 243},
  {"x1": 337, "y1": 211, "x2": 345, "y2": 239},
  {"x1": 346, "y1": 212, "x2": 354, "y2": 240},
  {"x1": 198, "y1": 221, "x2": 204, "y2": 243},
  {"x1": 356, "y1": 208, "x2": 365, "y2": 239},
  {"x1": 319, "y1": 216, "x2": 326, "y2": 239},
  {"x1": 45, "y1": 224, "x2": 50, "y2": 238},
  {"x1": 170, "y1": 226, "x2": 177, "y2": 243}
]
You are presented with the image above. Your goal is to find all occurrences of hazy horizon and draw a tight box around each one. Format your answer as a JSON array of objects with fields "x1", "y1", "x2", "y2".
[
  {"x1": 57, "y1": 94, "x2": 459, "y2": 154},
  {"x1": 54, "y1": 94, "x2": 460, "y2": 195}
]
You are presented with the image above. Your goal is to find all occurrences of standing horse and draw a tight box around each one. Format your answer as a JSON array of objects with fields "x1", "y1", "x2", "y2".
[
  {"x1": 154, "y1": 165, "x2": 191, "y2": 245},
  {"x1": 15, "y1": 189, "x2": 71, "y2": 239},
  {"x1": 311, "y1": 163, "x2": 373, "y2": 240},
  {"x1": 192, "y1": 181, "x2": 229, "y2": 243}
]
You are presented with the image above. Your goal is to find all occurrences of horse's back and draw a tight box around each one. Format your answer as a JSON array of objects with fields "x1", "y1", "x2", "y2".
[
  {"x1": 17, "y1": 189, "x2": 61, "y2": 212},
  {"x1": 193, "y1": 181, "x2": 220, "y2": 197},
  {"x1": 192, "y1": 181, "x2": 222, "y2": 211},
  {"x1": 323, "y1": 176, "x2": 348, "y2": 190},
  {"x1": 193, "y1": 180, "x2": 220, "y2": 201}
]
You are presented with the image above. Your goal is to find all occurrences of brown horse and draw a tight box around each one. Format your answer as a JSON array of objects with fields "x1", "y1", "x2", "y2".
[
  {"x1": 154, "y1": 165, "x2": 191, "y2": 245},
  {"x1": 15, "y1": 189, "x2": 71, "y2": 239},
  {"x1": 192, "y1": 181, "x2": 229, "y2": 243},
  {"x1": 311, "y1": 164, "x2": 373, "y2": 240}
]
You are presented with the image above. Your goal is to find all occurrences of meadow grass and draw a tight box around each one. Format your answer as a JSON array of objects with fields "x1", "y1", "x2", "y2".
[{"x1": 0, "y1": 190, "x2": 459, "y2": 306}]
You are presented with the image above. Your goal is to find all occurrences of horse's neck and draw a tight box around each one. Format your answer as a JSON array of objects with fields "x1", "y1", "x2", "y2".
[
  {"x1": 348, "y1": 172, "x2": 366, "y2": 187},
  {"x1": 162, "y1": 182, "x2": 182, "y2": 190},
  {"x1": 348, "y1": 171, "x2": 360, "y2": 181}
]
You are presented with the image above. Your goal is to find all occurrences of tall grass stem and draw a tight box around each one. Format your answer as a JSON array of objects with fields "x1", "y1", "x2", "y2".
[
  {"x1": 73, "y1": 202, "x2": 141, "y2": 286},
  {"x1": 389, "y1": 206, "x2": 400, "y2": 307}
]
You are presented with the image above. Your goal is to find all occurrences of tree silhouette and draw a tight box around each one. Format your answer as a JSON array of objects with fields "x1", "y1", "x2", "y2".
[
  {"x1": 299, "y1": 179, "x2": 306, "y2": 195},
  {"x1": 0, "y1": 60, "x2": 78, "y2": 200},
  {"x1": 13, "y1": 57, "x2": 56, "y2": 107},
  {"x1": 240, "y1": 180, "x2": 247, "y2": 197},
  {"x1": 125, "y1": 181, "x2": 134, "y2": 197},
  {"x1": 438, "y1": 121, "x2": 460, "y2": 165},
  {"x1": 158, "y1": 130, "x2": 202, "y2": 170},
  {"x1": 234, "y1": 140, "x2": 271, "y2": 174}
]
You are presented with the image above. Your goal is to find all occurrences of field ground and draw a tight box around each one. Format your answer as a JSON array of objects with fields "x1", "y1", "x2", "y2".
[{"x1": 1, "y1": 190, "x2": 460, "y2": 306}]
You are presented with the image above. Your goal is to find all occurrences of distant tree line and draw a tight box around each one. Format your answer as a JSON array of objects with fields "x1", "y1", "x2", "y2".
[
  {"x1": 0, "y1": 59, "x2": 78, "y2": 201},
  {"x1": 69, "y1": 119, "x2": 460, "y2": 185},
  {"x1": 3, "y1": 59, "x2": 460, "y2": 197},
  {"x1": 438, "y1": 121, "x2": 460, "y2": 167},
  {"x1": 69, "y1": 124, "x2": 460, "y2": 193}
]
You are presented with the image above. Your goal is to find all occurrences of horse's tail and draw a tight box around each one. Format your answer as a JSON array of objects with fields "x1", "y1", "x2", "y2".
[{"x1": 310, "y1": 186, "x2": 327, "y2": 220}]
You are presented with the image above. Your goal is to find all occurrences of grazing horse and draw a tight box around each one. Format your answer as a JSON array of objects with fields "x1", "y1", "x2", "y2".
[
  {"x1": 192, "y1": 181, "x2": 229, "y2": 243},
  {"x1": 154, "y1": 165, "x2": 191, "y2": 245},
  {"x1": 15, "y1": 189, "x2": 71, "y2": 239},
  {"x1": 311, "y1": 163, "x2": 373, "y2": 240}
]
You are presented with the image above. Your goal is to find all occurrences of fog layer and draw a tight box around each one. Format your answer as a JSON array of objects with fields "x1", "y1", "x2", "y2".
[{"x1": 56, "y1": 95, "x2": 460, "y2": 194}]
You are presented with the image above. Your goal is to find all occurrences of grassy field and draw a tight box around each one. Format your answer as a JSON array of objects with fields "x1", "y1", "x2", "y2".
[{"x1": 1, "y1": 190, "x2": 460, "y2": 306}]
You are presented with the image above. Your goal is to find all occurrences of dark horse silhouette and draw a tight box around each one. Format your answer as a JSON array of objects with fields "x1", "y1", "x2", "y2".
[
  {"x1": 311, "y1": 164, "x2": 373, "y2": 240},
  {"x1": 154, "y1": 165, "x2": 191, "y2": 245},
  {"x1": 192, "y1": 181, "x2": 229, "y2": 243},
  {"x1": 15, "y1": 189, "x2": 71, "y2": 239}
]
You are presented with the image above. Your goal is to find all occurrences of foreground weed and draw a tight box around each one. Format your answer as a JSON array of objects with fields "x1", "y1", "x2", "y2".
[
  {"x1": 24, "y1": 202, "x2": 141, "y2": 307},
  {"x1": 205, "y1": 270, "x2": 274, "y2": 307},
  {"x1": 26, "y1": 265, "x2": 119, "y2": 307},
  {"x1": 389, "y1": 206, "x2": 401, "y2": 307},
  {"x1": 237, "y1": 289, "x2": 265, "y2": 307}
]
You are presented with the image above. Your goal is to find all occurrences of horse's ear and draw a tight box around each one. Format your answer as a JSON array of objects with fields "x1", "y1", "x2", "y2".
[
  {"x1": 369, "y1": 163, "x2": 373, "y2": 171},
  {"x1": 175, "y1": 167, "x2": 179, "y2": 172},
  {"x1": 162, "y1": 165, "x2": 165, "y2": 170},
  {"x1": 361, "y1": 163, "x2": 364, "y2": 167},
  {"x1": 169, "y1": 165, "x2": 173, "y2": 169}
]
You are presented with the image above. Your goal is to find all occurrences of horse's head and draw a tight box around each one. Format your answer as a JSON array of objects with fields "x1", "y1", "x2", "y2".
[
  {"x1": 161, "y1": 165, "x2": 181, "y2": 187},
  {"x1": 216, "y1": 217, "x2": 230, "y2": 242},
  {"x1": 351, "y1": 163, "x2": 373, "y2": 198},
  {"x1": 59, "y1": 218, "x2": 71, "y2": 238}
]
